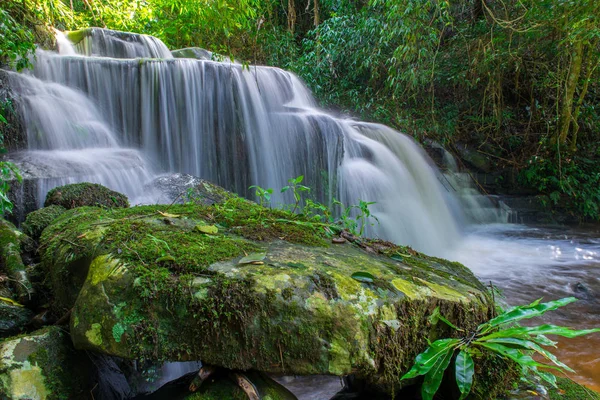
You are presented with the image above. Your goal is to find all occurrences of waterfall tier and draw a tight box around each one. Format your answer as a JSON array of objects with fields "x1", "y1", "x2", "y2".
[{"x1": 3, "y1": 28, "x2": 497, "y2": 255}]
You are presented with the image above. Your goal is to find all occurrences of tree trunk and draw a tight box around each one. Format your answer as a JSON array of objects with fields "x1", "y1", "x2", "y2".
[
  {"x1": 557, "y1": 39, "x2": 583, "y2": 147},
  {"x1": 287, "y1": 0, "x2": 296, "y2": 34},
  {"x1": 314, "y1": 0, "x2": 319, "y2": 26}
]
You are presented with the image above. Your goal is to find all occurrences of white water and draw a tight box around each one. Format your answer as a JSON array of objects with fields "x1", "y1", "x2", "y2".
[{"x1": 6, "y1": 27, "x2": 477, "y2": 255}]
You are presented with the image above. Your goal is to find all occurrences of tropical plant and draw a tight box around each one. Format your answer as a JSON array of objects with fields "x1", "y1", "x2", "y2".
[
  {"x1": 280, "y1": 175, "x2": 310, "y2": 213},
  {"x1": 249, "y1": 184, "x2": 273, "y2": 207},
  {"x1": 402, "y1": 297, "x2": 600, "y2": 400}
]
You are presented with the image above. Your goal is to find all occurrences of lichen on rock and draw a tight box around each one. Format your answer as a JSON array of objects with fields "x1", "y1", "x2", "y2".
[
  {"x1": 0, "y1": 326, "x2": 93, "y2": 399},
  {"x1": 39, "y1": 184, "x2": 499, "y2": 394}
]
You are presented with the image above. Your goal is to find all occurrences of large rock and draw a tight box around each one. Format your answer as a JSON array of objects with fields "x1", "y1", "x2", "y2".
[
  {"x1": 21, "y1": 205, "x2": 66, "y2": 241},
  {"x1": 0, "y1": 326, "x2": 92, "y2": 399},
  {"x1": 44, "y1": 182, "x2": 129, "y2": 209},
  {"x1": 40, "y1": 187, "x2": 493, "y2": 392}
]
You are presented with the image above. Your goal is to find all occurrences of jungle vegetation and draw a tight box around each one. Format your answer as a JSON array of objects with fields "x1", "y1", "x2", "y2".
[{"x1": 1, "y1": 0, "x2": 599, "y2": 219}]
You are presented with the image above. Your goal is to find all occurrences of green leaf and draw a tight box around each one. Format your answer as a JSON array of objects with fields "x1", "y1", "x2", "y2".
[
  {"x1": 196, "y1": 225, "x2": 219, "y2": 235},
  {"x1": 401, "y1": 338, "x2": 460, "y2": 380},
  {"x1": 455, "y1": 350, "x2": 474, "y2": 400},
  {"x1": 421, "y1": 345, "x2": 455, "y2": 400},
  {"x1": 351, "y1": 271, "x2": 375, "y2": 283},
  {"x1": 478, "y1": 342, "x2": 560, "y2": 371},
  {"x1": 481, "y1": 337, "x2": 574, "y2": 372},
  {"x1": 481, "y1": 297, "x2": 578, "y2": 332},
  {"x1": 429, "y1": 306, "x2": 462, "y2": 331},
  {"x1": 537, "y1": 371, "x2": 558, "y2": 389},
  {"x1": 480, "y1": 324, "x2": 600, "y2": 341},
  {"x1": 238, "y1": 252, "x2": 266, "y2": 264}
]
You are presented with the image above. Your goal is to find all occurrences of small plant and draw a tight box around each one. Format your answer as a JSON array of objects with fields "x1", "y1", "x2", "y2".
[
  {"x1": 334, "y1": 199, "x2": 379, "y2": 236},
  {"x1": 281, "y1": 175, "x2": 310, "y2": 213},
  {"x1": 248, "y1": 184, "x2": 273, "y2": 208},
  {"x1": 402, "y1": 297, "x2": 600, "y2": 400},
  {"x1": 0, "y1": 161, "x2": 20, "y2": 215}
]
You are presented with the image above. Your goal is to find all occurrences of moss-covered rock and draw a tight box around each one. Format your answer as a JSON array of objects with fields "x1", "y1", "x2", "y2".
[
  {"x1": 44, "y1": 183, "x2": 129, "y2": 210},
  {"x1": 39, "y1": 190, "x2": 498, "y2": 394},
  {"x1": 0, "y1": 301, "x2": 32, "y2": 337},
  {"x1": 0, "y1": 219, "x2": 33, "y2": 303},
  {"x1": 21, "y1": 205, "x2": 66, "y2": 240},
  {"x1": 0, "y1": 326, "x2": 93, "y2": 399},
  {"x1": 184, "y1": 371, "x2": 297, "y2": 400},
  {"x1": 549, "y1": 378, "x2": 600, "y2": 400}
]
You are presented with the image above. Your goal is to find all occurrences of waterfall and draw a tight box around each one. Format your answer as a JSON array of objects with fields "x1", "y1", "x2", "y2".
[{"x1": 3, "y1": 28, "x2": 500, "y2": 255}]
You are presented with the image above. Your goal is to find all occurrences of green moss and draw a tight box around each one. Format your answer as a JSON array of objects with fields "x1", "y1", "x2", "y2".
[
  {"x1": 549, "y1": 378, "x2": 600, "y2": 400},
  {"x1": 65, "y1": 29, "x2": 89, "y2": 44},
  {"x1": 44, "y1": 182, "x2": 129, "y2": 209},
  {"x1": 0, "y1": 218, "x2": 32, "y2": 300},
  {"x1": 22, "y1": 205, "x2": 66, "y2": 240},
  {"x1": 0, "y1": 326, "x2": 93, "y2": 400}
]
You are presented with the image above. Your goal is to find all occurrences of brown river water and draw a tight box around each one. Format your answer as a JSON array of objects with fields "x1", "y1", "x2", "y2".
[{"x1": 450, "y1": 223, "x2": 600, "y2": 392}]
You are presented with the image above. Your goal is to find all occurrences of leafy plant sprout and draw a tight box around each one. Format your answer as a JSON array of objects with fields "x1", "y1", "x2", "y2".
[{"x1": 402, "y1": 297, "x2": 600, "y2": 400}]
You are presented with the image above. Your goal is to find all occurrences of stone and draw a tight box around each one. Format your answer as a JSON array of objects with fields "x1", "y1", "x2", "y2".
[
  {"x1": 39, "y1": 191, "x2": 494, "y2": 394},
  {"x1": 21, "y1": 205, "x2": 66, "y2": 240},
  {"x1": 44, "y1": 182, "x2": 129, "y2": 209},
  {"x1": 0, "y1": 326, "x2": 93, "y2": 399},
  {"x1": 145, "y1": 174, "x2": 233, "y2": 206},
  {"x1": 0, "y1": 301, "x2": 32, "y2": 337}
]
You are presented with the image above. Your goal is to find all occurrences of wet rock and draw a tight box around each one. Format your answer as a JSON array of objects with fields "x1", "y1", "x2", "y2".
[
  {"x1": 0, "y1": 301, "x2": 33, "y2": 337},
  {"x1": 454, "y1": 142, "x2": 492, "y2": 173},
  {"x1": 21, "y1": 205, "x2": 67, "y2": 240},
  {"x1": 88, "y1": 353, "x2": 133, "y2": 400},
  {"x1": 183, "y1": 371, "x2": 298, "y2": 400},
  {"x1": 172, "y1": 48, "x2": 213, "y2": 60},
  {"x1": 571, "y1": 282, "x2": 594, "y2": 301},
  {"x1": 38, "y1": 189, "x2": 497, "y2": 395},
  {"x1": 44, "y1": 182, "x2": 129, "y2": 209},
  {"x1": 0, "y1": 326, "x2": 93, "y2": 399},
  {"x1": 145, "y1": 174, "x2": 233, "y2": 206}
]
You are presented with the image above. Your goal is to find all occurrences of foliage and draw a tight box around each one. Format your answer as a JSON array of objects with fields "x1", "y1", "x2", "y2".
[
  {"x1": 246, "y1": 177, "x2": 378, "y2": 237},
  {"x1": 402, "y1": 297, "x2": 600, "y2": 400},
  {"x1": 280, "y1": 175, "x2": 310, "y2": 213},
  {"x1": 519, "y1": 151, "x2": 600, "y2": 220},
  {"x1": 0, "y1": 8, "x2": 36, "y2": 71}
]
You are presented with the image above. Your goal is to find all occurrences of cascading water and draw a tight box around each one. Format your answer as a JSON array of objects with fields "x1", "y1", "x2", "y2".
[{"x1": 9, "y1": 27, "x2": 472, "y2": 254}]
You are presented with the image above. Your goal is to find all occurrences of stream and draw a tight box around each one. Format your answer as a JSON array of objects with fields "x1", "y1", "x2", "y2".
[{"x1": 451, "y1": 223, "x2": 600, "y2": 392}]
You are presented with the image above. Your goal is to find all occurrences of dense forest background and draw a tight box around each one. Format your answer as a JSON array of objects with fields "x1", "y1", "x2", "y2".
[{"x1": 1, "y1": 0, "x2": 600, "y2": 219}]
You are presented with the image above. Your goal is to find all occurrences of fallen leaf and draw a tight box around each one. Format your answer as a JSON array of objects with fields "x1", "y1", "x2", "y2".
[
  {"x1": 196, "y1": 225, "x2": 218, "y2": 235},
  {"x1": 239, "y1": 253, "x2": 267, "y2": 264},
  {"x1": 159, "y1": 211, "x2": 181, "y2": 218}
]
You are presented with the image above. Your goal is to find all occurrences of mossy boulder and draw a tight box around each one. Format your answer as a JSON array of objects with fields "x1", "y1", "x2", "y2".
[
  {"x1": 40, "y1": 189, "x2": 496, "y2": 393},
  {"x1": 183, "y1": 371, "x2": 297, "y2": 400},
  {"x1": 44, "y1": 182, "x2": 129, "y2": 209},
  {"x1": 549, "y1": 378, "x2": 600, "y2": 400},
  {"x1": 0, "y1": 301, "x2": 32, "y2": 337},
  {"x1": 21, "y1": 205, "x2": 66, "y2": 240},
  {"x1": 0, "y1": 326, "x2": 93, "y2": 399},
  {"x1": 0, "y1": 219, "x2": 33, "y2": 303}
]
